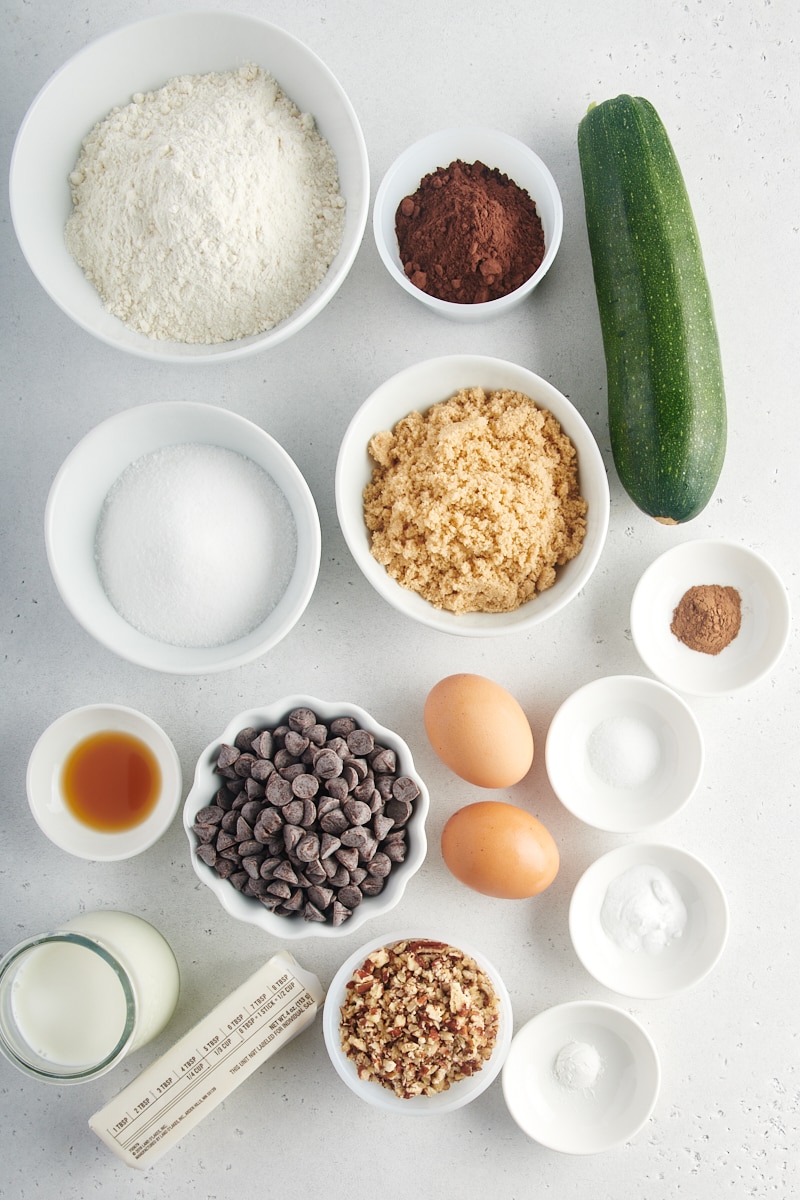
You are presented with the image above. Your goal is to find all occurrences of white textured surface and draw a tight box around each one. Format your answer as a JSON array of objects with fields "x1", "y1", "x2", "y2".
[{"x1": 2, "y1": 1, "x2": 798, "y2": 1196}]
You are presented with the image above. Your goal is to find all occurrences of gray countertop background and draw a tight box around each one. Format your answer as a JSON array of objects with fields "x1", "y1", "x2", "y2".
[{"x1": 2, "y1": 1, "x2": 798, "y2": 1196}]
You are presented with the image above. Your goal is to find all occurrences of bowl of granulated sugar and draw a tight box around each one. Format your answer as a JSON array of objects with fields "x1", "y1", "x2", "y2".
[
  {"x1": 45, "y1": 402, "x2": 320, "y2": 673},
  {"x1": 10, "y1": 12, "x2": 369, "y2": 362}
]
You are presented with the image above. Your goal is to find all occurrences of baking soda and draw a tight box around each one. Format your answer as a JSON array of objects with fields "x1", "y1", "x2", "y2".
[
  {"x1": 600, "y1": 864, "x2": 687, "y2": 954},
  {"x1": 95, "y1": 443, "x2": 296, "y2": 647}
]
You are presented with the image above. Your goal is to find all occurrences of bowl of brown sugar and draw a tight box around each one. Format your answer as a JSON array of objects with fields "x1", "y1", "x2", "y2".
[
  {"x1": 373, "y1": 128, "x2": 563, "y2": 320},
  {"x1": 335, "y1": 355, "x2": 609, "y2": 635}
]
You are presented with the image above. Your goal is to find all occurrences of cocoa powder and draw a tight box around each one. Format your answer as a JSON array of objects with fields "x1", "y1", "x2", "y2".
[
  {"x1": 670, "y1": 584, "x2": 742, "y2": 655},
  {"x1": 395, "y1": 159, "x2": 545, "y2": 304}
]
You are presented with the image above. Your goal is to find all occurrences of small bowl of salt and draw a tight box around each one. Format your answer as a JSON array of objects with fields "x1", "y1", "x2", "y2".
[
  {"x1": 568, "y1": 843, "x2": 730, "y2": 999},
  {"x1": 544, "y1": 674, "x2": 704, "y2": 833},
  {"x1": 45, "y1": 401, "x2": 320, "y2": 673}
]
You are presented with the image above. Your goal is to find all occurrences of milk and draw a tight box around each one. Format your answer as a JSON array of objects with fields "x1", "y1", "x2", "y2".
[
  {"x1": 11, "y1": 938, "x2": 130, "y2": 1067},
  {"x1": 62, "y1": 910, "x2": 180, "y2": 1049},
  {"x1": 0, "y1": 910, "x2": 180, "y2": 1083}
]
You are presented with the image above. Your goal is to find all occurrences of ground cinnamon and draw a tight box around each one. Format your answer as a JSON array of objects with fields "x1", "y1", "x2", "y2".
[
  {"x1": 395, "y1": 159, "x2": 545, "y2": 304},
  {"x1": 670, "y1": 584, "x2": 742, "y2": 655}
]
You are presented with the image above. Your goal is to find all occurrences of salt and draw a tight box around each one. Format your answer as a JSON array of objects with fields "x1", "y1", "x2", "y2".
[
  {"x1": 587, "y1": 714, "x2": 661, "y2": 790},
  {"x1": 95, "y1": 444, "x2": 296, "y2": 648}
]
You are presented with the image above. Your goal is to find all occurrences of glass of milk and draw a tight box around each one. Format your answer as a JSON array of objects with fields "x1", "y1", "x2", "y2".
[{"x1": 0, "y1": 910, "x2": 180, "y2": 1083}]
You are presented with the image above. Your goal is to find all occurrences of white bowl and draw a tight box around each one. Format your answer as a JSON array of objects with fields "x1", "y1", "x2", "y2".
[
  {"x1": 373, "y1": 128, "x2": 562, "y2": 320},
  {"x1": 335, "y1": 355, "x2": 609, "y2": 636},
  {"x1": 10, "y1": 12, "x2": 369, "y2": 362},
  {"x1": 545, "y1": 674, "x2": 704, "y2": 833},
  {"x1": 630, "y1": 540, "x2": 791, "y2": 697},
  {"x1": 183, "y1": 699, "x2": 430, "y2": 940},
  {"x1": 26, "y1": 704, "x2": 182, "y2": 861},
  {"x1": 45, "y1": 401, "x2": 320, "y2": 674},
  {"x1": 569, "y1": 843, "x2": 729, "y2": 999},
  {"x1": 502, "y1": 1000, "x2": 660, "y2": 1154},
  {"x1": 323, "y1": 930, "x2": 512, "y2": 1110}
]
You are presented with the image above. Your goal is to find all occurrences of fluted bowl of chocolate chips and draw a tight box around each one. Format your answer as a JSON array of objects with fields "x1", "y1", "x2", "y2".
[{"x1": 183, "y1": 697, "x2": 430, "y2": 939}]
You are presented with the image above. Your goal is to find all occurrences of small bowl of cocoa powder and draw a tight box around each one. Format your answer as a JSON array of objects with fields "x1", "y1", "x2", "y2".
[
  {"x1": 372, "y1": 128, "x2": 563, "y2": 321},
  {"x1": 630, "y1": 540, "x2": 791, "y2": 697}
]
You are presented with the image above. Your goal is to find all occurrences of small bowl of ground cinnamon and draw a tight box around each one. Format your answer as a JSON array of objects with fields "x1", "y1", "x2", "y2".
[
  {"x1": 630, "y1": 540, "x2": 791, "y2": 697},
  {"x1": 372, "y1": 128, "x2": 563, "y2": 320}
]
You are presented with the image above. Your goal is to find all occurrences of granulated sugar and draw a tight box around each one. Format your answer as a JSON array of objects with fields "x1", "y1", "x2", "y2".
[{"x1": 95, "y1": 444, "x2": 296, "y2": 647}]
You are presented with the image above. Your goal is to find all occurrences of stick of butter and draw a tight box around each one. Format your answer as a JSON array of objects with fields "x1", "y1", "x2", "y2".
[{"x1": 89, "y1": 950, "x2": 324, "y2": 1169}]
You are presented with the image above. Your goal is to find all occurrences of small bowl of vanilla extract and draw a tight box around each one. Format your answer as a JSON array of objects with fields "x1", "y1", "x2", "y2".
[{"x1": 26, "y1": 704, "x2": 182, "y2": 861}]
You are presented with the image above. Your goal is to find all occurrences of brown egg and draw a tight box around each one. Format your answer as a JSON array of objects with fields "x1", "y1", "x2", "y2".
[
  {"x1": 441, "y1": 800, "x2": 559, "y2": 899},
  {"x1": 423, "y1": 674, "x2": 534, "y2": 788}
]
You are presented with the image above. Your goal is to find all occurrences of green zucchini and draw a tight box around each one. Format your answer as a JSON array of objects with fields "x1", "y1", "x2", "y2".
[{"x1": 577, "y1": 95, "x2": 726, "y2": 523}]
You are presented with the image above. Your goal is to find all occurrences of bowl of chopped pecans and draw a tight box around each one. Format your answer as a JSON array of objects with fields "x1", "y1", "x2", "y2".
[
  {"x1": 322, "y1": 932, "x2": 513, "y2": 1111},
  {"x1": 183, "y1": 698, "x2": 430, "y2": 939}
]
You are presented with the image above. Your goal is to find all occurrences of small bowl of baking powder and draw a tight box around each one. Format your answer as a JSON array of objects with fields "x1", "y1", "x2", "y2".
[
  {"x1": 45, "y1": 402, "x2": 320, "y2": 673},
  {"x1": 502, "y1": 1000, "x2": 661, "y2": 1154},
  {"x1": 373, "y1": 128, "x2": 563, "y2": 321},
  {"x1": 10, "y1": 12, "x2": 369, "y2": 362}
]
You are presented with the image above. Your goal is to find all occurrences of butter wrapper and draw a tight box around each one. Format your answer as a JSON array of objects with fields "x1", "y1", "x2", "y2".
[{"x1": 89, "y1": 950, "x2": 323, "y2": 1168}]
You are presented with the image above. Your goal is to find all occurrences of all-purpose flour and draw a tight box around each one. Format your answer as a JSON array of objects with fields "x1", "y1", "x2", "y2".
[{"x1": 65, "y1": 64, "x2": 345, "y2": 343}]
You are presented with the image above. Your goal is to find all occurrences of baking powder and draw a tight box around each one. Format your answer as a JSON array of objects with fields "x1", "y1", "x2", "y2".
[
  {"x1": 65, "y1": 64, "x2": 345, "y2": 343},
  {"x1": 553, "y1": 1041, "x2": 603, "y2": 1091}
]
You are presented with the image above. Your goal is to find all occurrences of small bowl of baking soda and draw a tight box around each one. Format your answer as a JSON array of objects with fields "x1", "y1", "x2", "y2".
[
  {"x1": 45, "y1": 402, "x2": 320, "y2": 673},
  {"x1": 568, "y1": 843, "x2": 729, "y2": 999},
  {"x1": 545, "y1": 675, "x2": 704, "y2": 833},
  {"x1": 373, "y1": 128, "x2": 563, "y2": 321}
]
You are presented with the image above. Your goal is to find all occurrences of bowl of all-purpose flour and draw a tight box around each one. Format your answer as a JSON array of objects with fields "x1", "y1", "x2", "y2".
[
  {"x1": 9, "y1": 12, "x2": 369, "y2": 362},
  {"x1": 44, "y1": 402, "x2": 321, "y2": 673}
]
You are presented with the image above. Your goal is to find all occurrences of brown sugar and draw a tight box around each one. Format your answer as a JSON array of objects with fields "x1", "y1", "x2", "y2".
[{"x1": 362, "y1": 387, "x2": 587, "y2": 614}]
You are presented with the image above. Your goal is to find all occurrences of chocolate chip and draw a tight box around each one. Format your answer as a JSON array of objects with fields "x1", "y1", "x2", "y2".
[
  {"x1": 337, "y1": 885, "x2": 363, "y2": 909},
  {"x1": 347, "y1": 729, "x2": 374, "y2": 756},
  {"x1": 291, "y1": 773, "x2": 319, "y2": 799},
  {"x1": 195, "y1": 805, "x2": 224, "y2": 826},
  {"x1": 217, "y1": 745, "x2": 240, "y2": 770},
  {"x1": 193, "y1": 711, "x2": 424, "y2": 926},
  {"x1": 288, "y1": 707, "x2": 318, "y2": 733}
]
